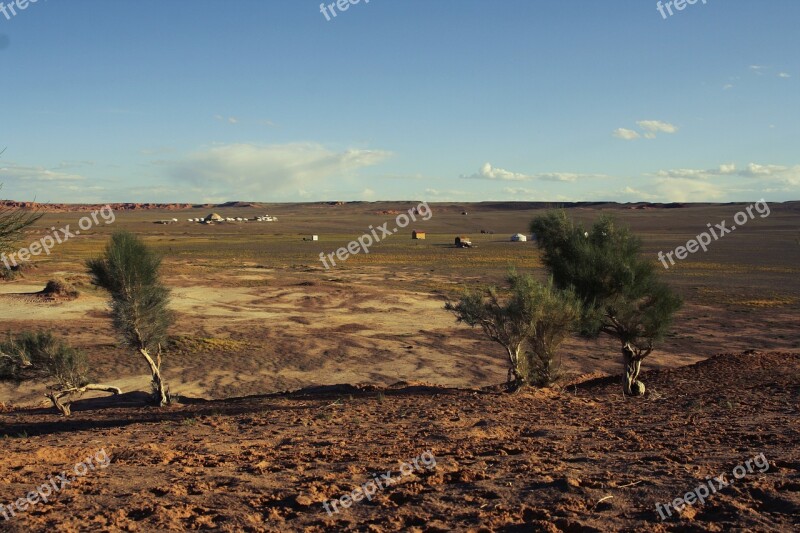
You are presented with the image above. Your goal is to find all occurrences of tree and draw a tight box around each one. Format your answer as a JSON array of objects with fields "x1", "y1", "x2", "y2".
[
  {"x1": 0, "y1": 331, "x2": 120, "y2": 416},
  {"x1": 87, "y1": 231, "x2": 174, "y2": 406},
  {"x1": 0, "y1": 178, "x2": 42, "y2": 279},
  {"x1": 530, "y1": 211, "x2": 682, "y2": 395},
  {"x1": 445, "y1": 271, "x2": 580, "y2": 390},
  {"x1": 519, "y1": 278, "x2": 582, "y2": 387}
]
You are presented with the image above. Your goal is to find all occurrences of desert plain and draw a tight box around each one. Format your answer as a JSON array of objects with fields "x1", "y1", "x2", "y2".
[{"x1": 0, "y1": 200, "x2": 798, "y2": 531}]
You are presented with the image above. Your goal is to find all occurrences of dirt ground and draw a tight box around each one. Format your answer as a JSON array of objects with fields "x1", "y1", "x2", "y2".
[
  {"x1": 0, "y1": 351, "x2": 797, "y2": 531},
  {"x1": 1, "y1": 201, "x2": 799, "y2": 531}
]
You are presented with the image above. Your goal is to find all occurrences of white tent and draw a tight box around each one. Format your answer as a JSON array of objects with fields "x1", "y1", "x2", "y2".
[{"x1": 511, "y1": 233, "x2": 527, "y2": 242}]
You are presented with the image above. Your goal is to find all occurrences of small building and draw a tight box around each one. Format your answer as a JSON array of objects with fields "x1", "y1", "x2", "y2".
[
  {"x1": 511, "y1": 233, "x2": 527, "y2": 242},
  {"x1": 204, "y1": 213, "x2": 224, "y2": 223},
  {"x1": 311, "y1": 235, "x2": 319, "y2": 241},
  {"x1": 455, "y1": 236, "x2": 472, "y2": 248},
  {"x1": 412, "y1": 230, "x2": 426, "y2": 240}
]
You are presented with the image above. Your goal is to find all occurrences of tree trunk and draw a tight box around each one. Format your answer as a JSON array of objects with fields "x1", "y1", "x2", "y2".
[
  {"x1": 622, "y1": 343, "x2": 645, "y2": 396},
  {"x1": 140, "y1": 349, "x2": 168, "y2": 406},
  {"x1": 46, "y1": 392, "x2": 71, "y2": 416},
  {"x1": 505, "y1": 346, "x2": 526, "y2": 392}
]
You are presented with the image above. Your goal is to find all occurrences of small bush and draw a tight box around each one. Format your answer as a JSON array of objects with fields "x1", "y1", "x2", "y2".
[
  {"x1": 446, "y1": 272, "x2": 580, "y2": 390},
  {"x1": 40, "y1": 279, "x2": 79, "y2": 299},
  {"x1": 0, "y1": 263, "x2": 31, "y2": 281},
  {"x1": 0, "y1": 331, "x2": 90, "y2": 389},
  {"x1": 519, "y1": 349, "x2": 562, "y2": 388}
]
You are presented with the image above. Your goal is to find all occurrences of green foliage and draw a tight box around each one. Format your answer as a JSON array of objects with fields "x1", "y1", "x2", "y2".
[
  {"x1": 86, "y1": 231, "x2": 173, "y2": 353},
  {"x1": 0, "y1": 181, "x2": 42, "y2": 264},
  {"x1": 530, "y1": 211, "x2": 682, "y2": 358},
  {"x1": 517, "y1": 278, "x2": 582, "y2": 387},
  {"x1": 446, "y1": 271, "x2": 580, "y2": 388},
  {"x1": 0, "y1": 331, "x2": 90, "y2": 389}
]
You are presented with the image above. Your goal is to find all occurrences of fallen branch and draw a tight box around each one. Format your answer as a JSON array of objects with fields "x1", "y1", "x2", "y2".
[
  {"x1": 592, "y1": 495, "x2": 613, "y2": 511},
  {"x1": 45, "y1": 384, "x2": 121, "y2": 417}
]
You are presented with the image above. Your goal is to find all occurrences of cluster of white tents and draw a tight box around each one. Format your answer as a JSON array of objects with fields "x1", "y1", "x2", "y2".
[{"x1": 186, "y1": 213, "x2": 278, "y2": 224}]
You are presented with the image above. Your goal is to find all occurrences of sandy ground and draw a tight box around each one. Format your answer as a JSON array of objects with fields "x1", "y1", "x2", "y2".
[{"x1": 1, "y1": 259, "x2": 797, "y2": 408}]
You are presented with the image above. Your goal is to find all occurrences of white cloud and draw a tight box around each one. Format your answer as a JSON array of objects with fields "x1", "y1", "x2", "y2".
[
  {"x1": 0, "y1": 164, "x2": 87, "y2": 183},
  {"x1": 213, "y1": 115, "x2": 239, "y2": 124},
  {"x1": 618, "y1": 186, "x2": 658, "y2": 201},
  {"x1": 161, "y1": 143, "x2": 392, "y2": 199},
  {"x1": 636, "y1": 120, "x2": 678, "y2": 135},
  {"x1": 612, "y1": 128, "x2": 640, "y2": 140},
  {"x1": 502, "y1": 187, "x2": 540, "y2": 199},
  {"x1": 653, "y1": 178, "x2": 727, "y2": 202},
  {"x1": 465, "y1": 162, "x2": 533, "y2": 181},
  {"x1": 723, "y1": 84, "x2": 734, "y2": 90},
  {"x1": 651, "y1": 162, "x2": 800, "y2": 191},
  {"x1": 536, "y1": 172, "x2": 598, "y2": 182},
  {"x1": 422, "y1": 188, "x2": 471, "y2": 198},
  {"x1": 0, "y1": 161, "x2": 103, "y2": 202},
  {"x1": 654, "y1": 164, "x2": 737, "y2": 180},
  {"x1": 740, "y1": 163, "x2": 787, "y2": 177},
  {"x1": 778, "y1": 72, "x2": 791, "y2": 78},
  {"x1": 462, "y1": 163, "x2": 607, "y2": 182},
  {"x1": 613, "y1": 120, "x2": 678, "y2": 141}
]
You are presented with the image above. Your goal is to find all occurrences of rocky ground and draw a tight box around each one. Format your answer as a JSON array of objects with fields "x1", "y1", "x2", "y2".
[{"x1": 1, "y1": 350, "x2": 798, "y2": 532}]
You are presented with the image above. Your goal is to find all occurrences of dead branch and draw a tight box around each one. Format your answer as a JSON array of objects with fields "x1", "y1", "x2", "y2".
[{"x1": 44, "y1": 383, "x2": 121, "y2": 417}]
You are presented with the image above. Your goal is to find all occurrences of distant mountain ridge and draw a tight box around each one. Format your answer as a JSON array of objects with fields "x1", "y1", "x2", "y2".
[
  {"x1": 0, "y1": 201, "x2": 266, "y2": 213},
  {"x1": 1, "y1": 199, "x2": 797, "y2": 213}
]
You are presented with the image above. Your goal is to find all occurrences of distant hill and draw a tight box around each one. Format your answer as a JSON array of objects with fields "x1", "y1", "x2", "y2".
[{"x1": 1, "y1": 199, "x2": 796, "y2": 213}]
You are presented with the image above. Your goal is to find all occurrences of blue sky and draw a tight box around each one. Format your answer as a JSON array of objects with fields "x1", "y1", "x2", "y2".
[{"x1": 0, "y1": 0, "x2": 798, "y2": 203}]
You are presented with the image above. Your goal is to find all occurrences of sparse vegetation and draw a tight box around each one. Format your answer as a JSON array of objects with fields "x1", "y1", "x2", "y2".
[
  {"x1": 87, "y1": 231, "x2": 174, "y2": 406},
  {"x1": 40, "y1": 278, "x2": 80, "y2": 299},
  {"x1": 0, "y1": 331, "x2": 120, "y2": 416},
  {"x1": 517, "y1": 278, "x2": 582, "y2": 387},
  {"x1": 446, "y1": 271, "x2": 581, "y2": 390},
  {"x1": 0, "y1": 189, "x2": 42, "y2": 259},
  {"x1": 0, "y1": 262, "x2": 28, "y2": 281},
  {"x1": 0, "y1": 183, "x2": 41, "y2": 280},
  {"x1": 530, "y1": 211, "x2": 682, "y2": 396}
]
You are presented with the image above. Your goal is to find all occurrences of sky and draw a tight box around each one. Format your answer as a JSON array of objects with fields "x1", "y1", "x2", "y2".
[{"x1": 0, "y1": 0, "x2": 798, "y2": 204}]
